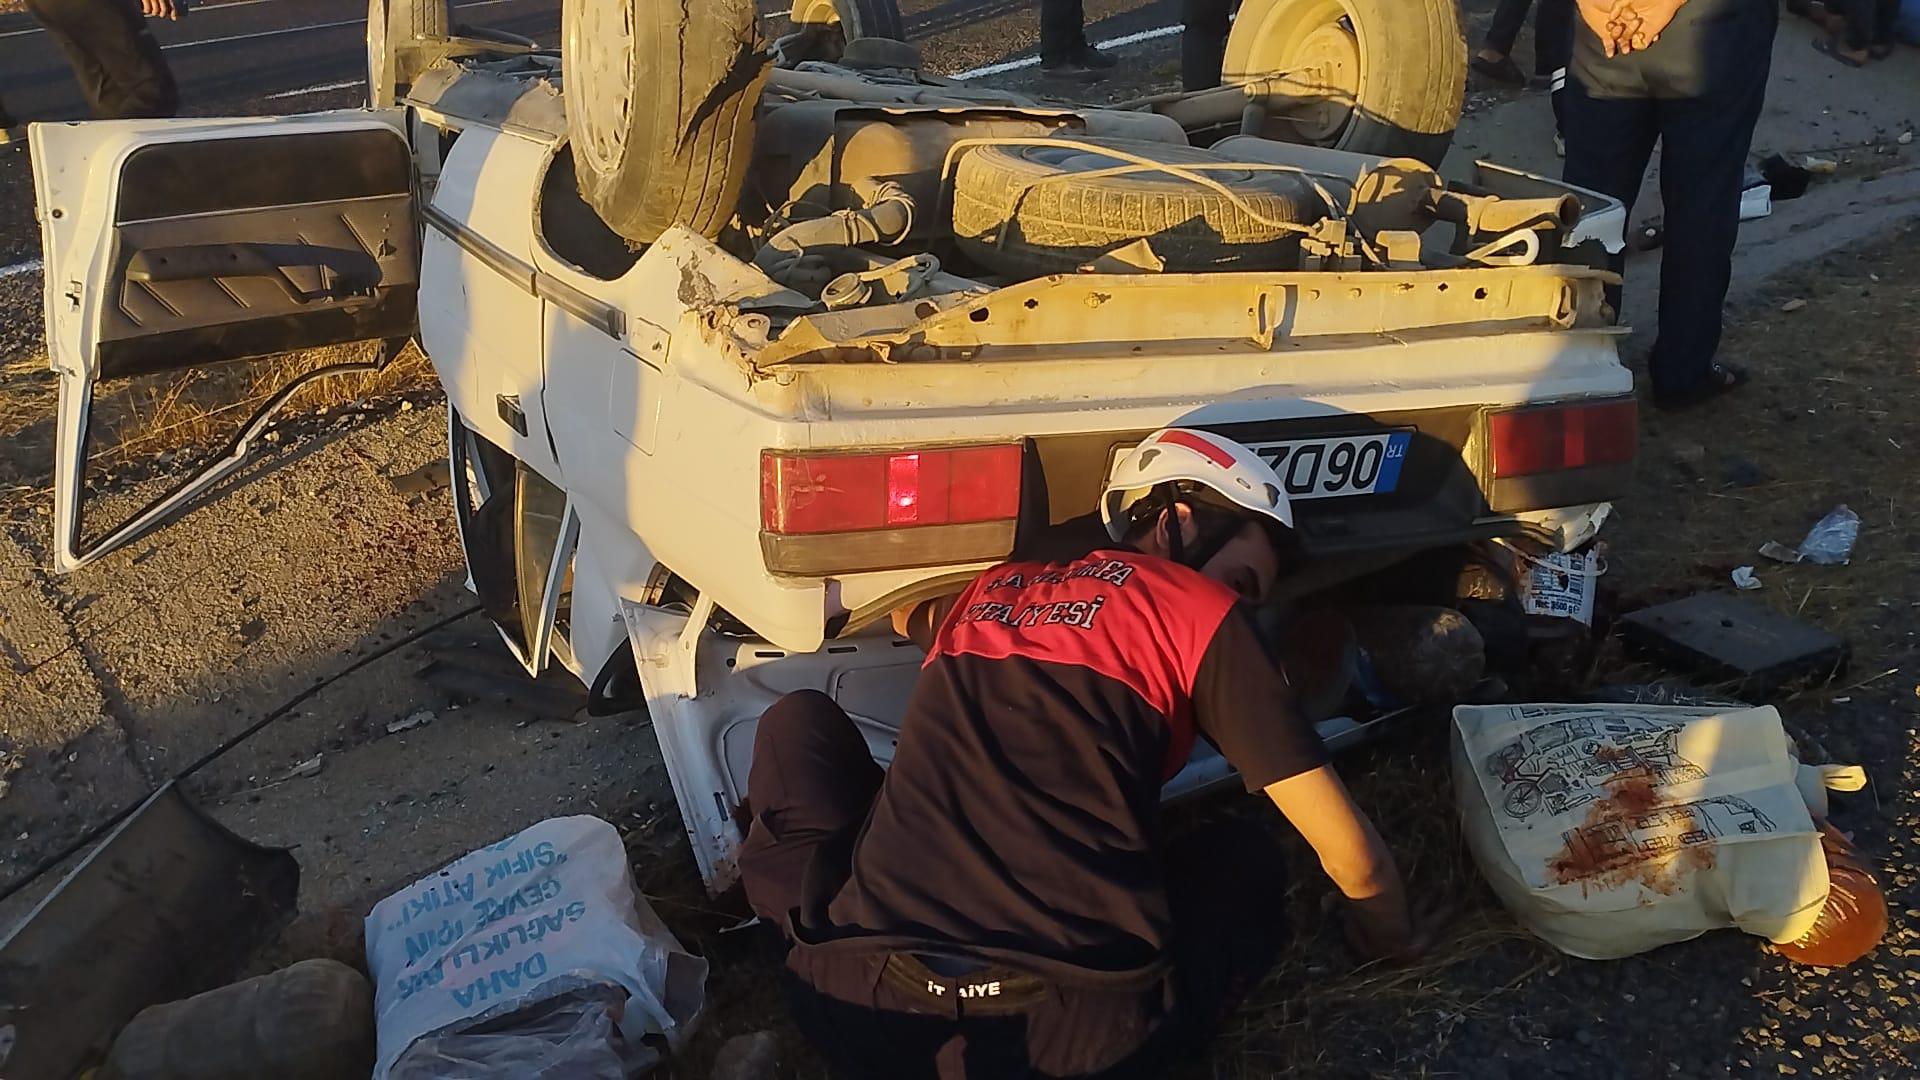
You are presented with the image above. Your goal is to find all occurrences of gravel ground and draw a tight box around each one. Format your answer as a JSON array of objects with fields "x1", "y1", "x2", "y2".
[{"x1": 3, "y1": 3, "x2": 1917, "y2": 1076}]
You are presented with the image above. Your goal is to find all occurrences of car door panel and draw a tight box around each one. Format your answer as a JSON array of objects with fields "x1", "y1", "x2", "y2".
[{"x1": 29, "y1": 112, "x2": 417, "y2": 573}]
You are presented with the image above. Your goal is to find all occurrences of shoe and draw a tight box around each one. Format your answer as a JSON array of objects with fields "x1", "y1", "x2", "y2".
[
  {"x1": 1040, "y1": 58, "x2": 1107, "y2": 80},
  {"x1": 1652, "y1": 362, "x2": 1750, "y2": 411},
  {"x1": 1470, "y1": 52, "x2": 1527, "y2": 86},
  {"x1": 1554, "y1": 132, "x2": 1566, "y2": 158},
  {"x1": 1041, "y1": 46, "x2": 1115, "y2": 80},
  {"x1": 1075, "y1": 44, "x2": 1117, "y2": 69}
]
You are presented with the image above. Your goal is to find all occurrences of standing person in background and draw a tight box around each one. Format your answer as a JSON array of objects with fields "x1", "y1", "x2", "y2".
[
  {"x1": 1181, "y1": 0, "x2": 1233, "y2": 90},
  {"x1": 1816, "y1": 0, "x2": 1899, "y2": 64},
  {"x1": 1562, "y1": 0, "x2": 1776, "y2": 410},
  {"x1": 1474, "y1": 0, "x2": 1574, "y2": 88},
  {"x1": 1541, "y1": 0, "x2": 1575, "y2": 156},
  {"x1": 1039, "y1": 0, "x2": 1117, "y2": 79},
  {"x1": 24, "y1": 0, "x2": 184, "y2": 120}
]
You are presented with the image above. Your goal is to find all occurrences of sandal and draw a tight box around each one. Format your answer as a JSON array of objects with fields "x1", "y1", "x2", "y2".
[
  {"x1": 1813, "y1": 35, "x2": 1868, "y2": 68},
  {"x1": 1470, "y1": 53, "x2": 1527, "y2": 86},
  {"x1": 1653, "y1": 362, "x2": 1750, "y2": 411}
]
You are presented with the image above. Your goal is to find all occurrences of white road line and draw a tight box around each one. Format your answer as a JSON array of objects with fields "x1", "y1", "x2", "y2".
[
  {"x1": 0, "y1": 258, "x2": 44, "y2": 279},
  {"x1": 265, "y1": 77, "x2": 364, "y2": 99},
  {"x1": 162, "y1": 15, "x2": 364, "y2": 50},
  {"x1": 950, "y1": 23, "x2": 1184, "y2": 81},
  {"x1": 0, "y1": 0, "x2": 531, "y2": 43}
]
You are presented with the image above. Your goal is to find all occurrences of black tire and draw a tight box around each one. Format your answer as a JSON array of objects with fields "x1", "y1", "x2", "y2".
[
  {"x1": 367, "y1": 0, "x2": 449, "y2": 108},
  {"x1": 951, "y1": 139, "x2": 1324, "y2": 277},
  {"x1": 790, "y1": 0, "x2": 906, "y2": 40},
  {"x1": 564, "y1": 0, "x2": 772, "y2": 244},
  {"x1": 1222, "y1": 0, "x2": 1463, "y2": 166}
]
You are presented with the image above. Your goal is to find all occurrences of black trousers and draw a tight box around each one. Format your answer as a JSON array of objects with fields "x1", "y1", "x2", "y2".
[
  {"x1": 1182, "y1": 0, "x2": 1233, "y2": 91},
  {"x1": 26, "y1": 0, "x2": 178, "y2": 120},
  {"x1": 1039, "y1": 0, "x2": 1088, "y2": 61},
  {"x1": 1485, "y1": 0, "x2": 1575, "y2": 70},
  {"x1": 739, "y1": 689, "x2": 1291, "y2": 1080},
  {"x1": 1561, "y1": 44, "x2": 1773, "y2": 398},
  {"x1": 1844, "y1": 0, "x2": 1899, "y2": 49}
]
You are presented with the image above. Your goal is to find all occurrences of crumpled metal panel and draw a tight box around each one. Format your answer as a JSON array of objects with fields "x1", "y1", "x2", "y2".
[
  {"x1": 0, "y1": 783, "x2": 299, "y2": 1079},
  {"x1": 408, "y1": 56, "x2": 567, "y2": 143}
]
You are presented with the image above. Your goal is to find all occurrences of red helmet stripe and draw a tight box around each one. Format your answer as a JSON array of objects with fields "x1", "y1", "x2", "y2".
[{"x1": 1153, "y1": 429, "x2": 1238, "y2": 470}]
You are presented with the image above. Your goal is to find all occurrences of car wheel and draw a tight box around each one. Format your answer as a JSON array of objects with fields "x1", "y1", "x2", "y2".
[
  {"x1": 1223, "y1": 0, "x2": 1464, "y2": 166},
  {"x1": 790, "y1": 0, "x2": 907, "y2": 41},
  {"x1": 367, "y1": 0, "x2": 449, "y2": 108},
  {"x1": 564, "y1": 0, "x2": 771, "y2": 244},
  {"x1": 951, "y1": 138, "x2": 1324, "y2": 277}
]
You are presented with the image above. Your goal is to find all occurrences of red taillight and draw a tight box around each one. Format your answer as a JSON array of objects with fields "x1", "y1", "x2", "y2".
[
  {"x1": 1489, "y1": 399, "x2": 1637, "y2": 478},
  {"x1": 761, "y1": 444, "x2": 1023, "y2": 535}
]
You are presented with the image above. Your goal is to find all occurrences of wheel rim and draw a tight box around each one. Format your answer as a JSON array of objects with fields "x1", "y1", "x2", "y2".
[
  {"x1": 565, "y1": 0, "x2": 636, "y2": 179},
  {"x1": 367, "y1": 0, "x2": 391, "y2": 107},
  {"x1": 1240, "y1": 0, "x2": 1364, "y2": 148},
  {"x1": 791, "y1": 0, "x2": 838, "y2": 27}
]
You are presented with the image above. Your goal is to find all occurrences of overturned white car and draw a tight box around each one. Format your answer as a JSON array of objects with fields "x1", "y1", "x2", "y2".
[{"x1": 31, "y1": 0, "x2": 1632, "y2": 889}]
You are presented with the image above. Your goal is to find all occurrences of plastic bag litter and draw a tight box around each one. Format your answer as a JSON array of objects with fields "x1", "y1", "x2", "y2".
[
  {"x1": 365, "y1": 816, "x2": 707, "y2": 1079},
  {"x1": 1453, "y1": 702, "x2": 1862, "y2": 960},
  {"x1": 1798, "y1": 505, "x2": 1859, "y2": 565},
  {"x1": 390, "y1": 983, "x2": 628, "y2": 1080}
]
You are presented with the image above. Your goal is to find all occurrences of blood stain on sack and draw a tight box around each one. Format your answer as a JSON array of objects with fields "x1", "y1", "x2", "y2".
[{"x1": 1546, "y1": 774, "x2": 1716, "y2": 897}]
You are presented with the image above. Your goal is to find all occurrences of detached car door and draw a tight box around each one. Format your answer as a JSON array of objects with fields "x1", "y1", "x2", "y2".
[{"x1": 31, "y1": 112, "x2": 418, "y2": 572}]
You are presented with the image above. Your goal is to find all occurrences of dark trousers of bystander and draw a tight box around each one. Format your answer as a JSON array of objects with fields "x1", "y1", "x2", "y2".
[
  {"x1": 1485, "y1": 0, "x2": 1575, "y2": 76},
  {"x1": 1039, "y1": 0, "x2": 1090, "y2": 62},
  {"x1": 1842, "y1": 0, "x2": 1900, "y2": 50},
  {"x1": 1182, "y1": 0, "x2": 1233, "y2": 91},
  {"x1": 1562, "y1": 13, "x2": 1775, "y2": 400},
  {"x1": 739, "y1": 689, "x2": 1292, "y2": 1079},
  {"x1": 25, "y1": 0, "x2": 178, "y2": 120}
]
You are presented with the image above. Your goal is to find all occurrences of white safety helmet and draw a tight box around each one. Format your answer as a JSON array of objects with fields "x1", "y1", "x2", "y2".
[{"x1": 1101, "y1": 427, "x2": 1295, "y2": 543}]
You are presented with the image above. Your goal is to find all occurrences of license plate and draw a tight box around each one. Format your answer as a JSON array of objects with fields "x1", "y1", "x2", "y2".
[{"x1": 1248, "y1": 431, "x2": 1411, "y2": 501}]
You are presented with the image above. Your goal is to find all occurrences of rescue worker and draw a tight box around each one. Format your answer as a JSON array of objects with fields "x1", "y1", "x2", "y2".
[
  {"x1": 1562, "y1": 0, "x2": 1776, "y2": 409},
  {"x1": 25, "y1": 0, "x2": 183, "y2": 121},
  {"x1": 740, "y1": 428, "x2": 1424, "y2": 1078}
]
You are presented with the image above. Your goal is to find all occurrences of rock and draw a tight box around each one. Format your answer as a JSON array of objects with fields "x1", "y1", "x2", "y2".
[
  {"x1": 1671, "y1": 441, "x2": 1708, "y2": 473},
  {"x1": 288, "y1": 754, "x2": 324, "y2": 780},
  {"x1": 391, "y1": 459, "x2": 452, "y2": 495},
  {"x1": 386, "y1": 709, "x2": 435, "y2": 735},
  {"x1": 1782, "y1": 298, "x2": 1808, "y2": 312},
  {"x1": 1901, "y1": 131, "x2": 1914, "y2": 145},
  {"x1": 1722, "y1": 453, "x2": 1768, "y2": 488},
  {"x1": 710, "y1": 1031, "x2": 779, "y2": 1080}
]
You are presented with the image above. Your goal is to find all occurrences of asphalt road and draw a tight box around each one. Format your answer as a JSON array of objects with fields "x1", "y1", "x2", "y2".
[{"x1": 0, "y1": 0, "x2": 1185, "y2": 124}]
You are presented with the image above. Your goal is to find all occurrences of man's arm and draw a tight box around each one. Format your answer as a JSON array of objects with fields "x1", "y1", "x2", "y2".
[
  {"x1": 1263, "y1": 765, "x2": 1422, "y2": 960},
  {"x1": 1189, "y1": 606, "x2": 1423, "y2": 960}
]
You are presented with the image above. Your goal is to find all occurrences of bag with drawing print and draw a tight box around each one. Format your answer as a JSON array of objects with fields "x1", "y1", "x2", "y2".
[
  {"x1": 1451, "y1": 703, "x2": 1860, "y2": 961},
  {"x1": 365, "y1": 816, "x2": 708, "y2": 1078}
]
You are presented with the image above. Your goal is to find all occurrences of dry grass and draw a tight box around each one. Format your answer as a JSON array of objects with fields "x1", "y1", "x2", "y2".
[
  {"x1": 0, "y1": 340, "x2": 438, "y2": 491},
  {"x1": 1606, "y1": 229, "x2": 1920, "y2": 688}
]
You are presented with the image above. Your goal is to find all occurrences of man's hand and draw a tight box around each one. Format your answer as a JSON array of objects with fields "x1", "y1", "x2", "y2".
[
  {"x1": 1264, "y1": 765, "x2": 1426, "y2": 962},
  {"x1": 1578, "y1": 0, "x2": 1686, "y2": 56},
  {"x1": 1340, "y1": 894, "x2": 1437, "y2": 963},
  {"x1": 141, "y1": 0, "x2": 188, "y2": 21},
  {"x1": 1615, "y1": 0, "x2": 1686, "y2": 51}
]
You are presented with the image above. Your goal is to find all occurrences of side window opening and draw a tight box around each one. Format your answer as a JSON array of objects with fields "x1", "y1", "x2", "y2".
[{"x1": 538, "y1": 147, "x2": 640, "y2": 281}]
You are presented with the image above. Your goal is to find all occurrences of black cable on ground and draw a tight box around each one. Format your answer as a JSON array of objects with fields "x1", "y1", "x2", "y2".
[{"x1": 0, "y1": 603, "x2": 484, "y2": 907}]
